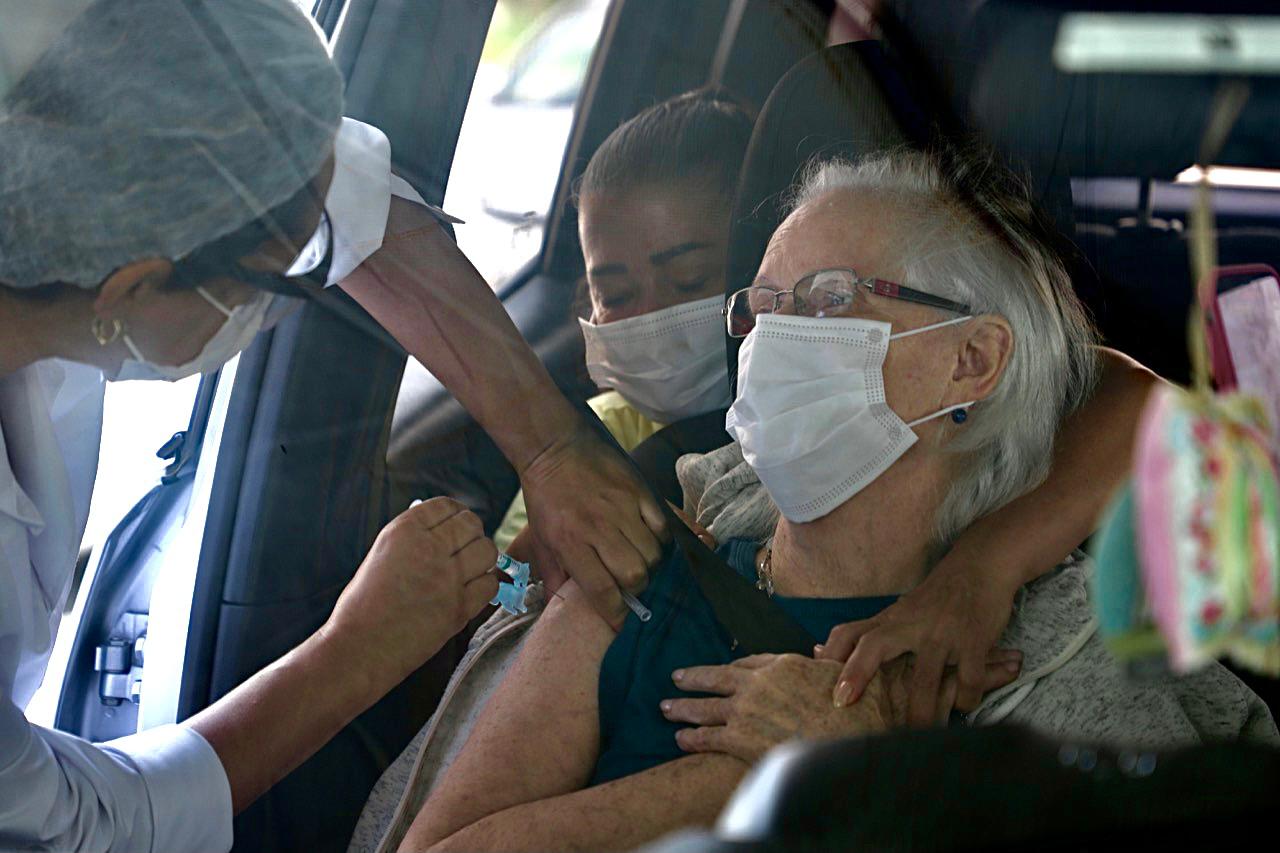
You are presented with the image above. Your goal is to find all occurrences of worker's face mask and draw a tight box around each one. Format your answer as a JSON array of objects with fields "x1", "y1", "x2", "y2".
[
  {"x1": 725, "y1": 313, "x2": 973, "y2": 522},
  {"x1": 115, "y1": 286, "x2": 276, "y2": 381},
  {"x1": 579, "y1": 295, "x2": 732, "y2": 423}
]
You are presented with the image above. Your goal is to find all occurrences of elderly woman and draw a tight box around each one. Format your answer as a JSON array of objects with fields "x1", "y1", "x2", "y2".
[{"x1": 396, "y1": 148, "x2": 1275, "y2": 852}]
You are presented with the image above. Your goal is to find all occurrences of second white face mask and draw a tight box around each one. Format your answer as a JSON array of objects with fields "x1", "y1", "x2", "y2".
[
  {"x1": 725, "y1": 312, "x2": 972, "y2": 522},
  {"x1": 115, "y1": 287, "x2": 281, "y2": 382},
  {"x1": 579, "y1": 295, "x2": 732, "y2": 424}
]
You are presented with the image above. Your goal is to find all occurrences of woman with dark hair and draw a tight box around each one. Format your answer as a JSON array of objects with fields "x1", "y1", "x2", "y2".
[{"x1": 496, "y1": 88, "x2": 755, "y2": 552}]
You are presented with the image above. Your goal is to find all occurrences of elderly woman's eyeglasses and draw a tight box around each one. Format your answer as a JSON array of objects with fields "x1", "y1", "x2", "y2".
[{"x1": 723, "y1": 268, "x2": 972, "y2": 338}]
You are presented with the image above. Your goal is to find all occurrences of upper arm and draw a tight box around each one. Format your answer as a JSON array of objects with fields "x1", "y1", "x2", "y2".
[
  {"x1": 402, "y1": 580, "x2": 616, "y2": 850},
  {"x1": 423, "y1": 753, "x2": 750, "y2": 853}
]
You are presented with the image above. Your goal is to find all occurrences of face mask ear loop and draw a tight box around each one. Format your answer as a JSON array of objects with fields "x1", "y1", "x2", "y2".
[
  {"x1": 196, "y1": 286, "x2": 236, "y2": 318},
  {"x1": 889, "y1": 314, "x2": 972, "y2": 340},
  {"x1": 906, "y1": 401, "x2": 977, "y2": 430},
  {"x1": 121, "y1": 332, "x2": 149, "y2": 363}
]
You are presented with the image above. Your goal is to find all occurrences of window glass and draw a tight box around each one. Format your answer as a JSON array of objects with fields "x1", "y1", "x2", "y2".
[
  {"x1": 25, "y1": 377, "x2": 200, "y2": 726},
  {"x1": 444, "y1": 0, "x2": 609, "y2": 288},
  {"x1": 390, "y1": 0, "x2": 609, "y2": 480}
]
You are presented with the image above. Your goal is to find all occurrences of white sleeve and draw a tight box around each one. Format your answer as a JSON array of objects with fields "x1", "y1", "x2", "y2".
[
  {"x1": 322, "y1": 118, "x2": 464, "y2": 287},
  {"x1": 0, "y1": 697, "x2": 233, "y2": 853}
]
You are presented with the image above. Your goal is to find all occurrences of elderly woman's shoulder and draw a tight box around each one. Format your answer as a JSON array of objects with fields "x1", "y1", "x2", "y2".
[{"x1": 989, "y1": 554, "x2": 1279, "y2": 750}]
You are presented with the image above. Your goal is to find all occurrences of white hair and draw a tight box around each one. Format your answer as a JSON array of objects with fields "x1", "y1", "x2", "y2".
[{"x1": 791, "y1": 147, "x2": 1100, "y2": 545}]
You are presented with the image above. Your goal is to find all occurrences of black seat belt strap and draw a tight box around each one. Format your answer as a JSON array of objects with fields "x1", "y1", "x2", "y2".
[{"x1": 580, "y1": 405, "x2": 814, "y2": 655}]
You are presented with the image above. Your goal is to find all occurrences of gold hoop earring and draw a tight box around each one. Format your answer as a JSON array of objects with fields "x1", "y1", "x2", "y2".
[{"x1": 91, "y1": 317, "x2": 123, "y2": 346}]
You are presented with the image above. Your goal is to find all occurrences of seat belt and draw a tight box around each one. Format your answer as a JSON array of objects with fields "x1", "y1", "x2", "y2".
[
  {"x1": 628, "y1": 408, "x2": 733, "y2": 506},
  {"x1": 581, "y1": 405, "x2": 815, "y2": 656}
]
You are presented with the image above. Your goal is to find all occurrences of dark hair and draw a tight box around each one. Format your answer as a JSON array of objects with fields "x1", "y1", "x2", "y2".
[
  {"x1": 167, "y1": 175, "x2": 324, "y2": 293},
  {"x1": 575, "y1": 87, "x2": 756, "y2": 205}
]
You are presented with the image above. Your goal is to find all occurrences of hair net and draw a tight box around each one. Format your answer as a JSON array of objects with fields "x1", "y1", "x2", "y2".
[{"x1": 0, "y1": 0, "x2": 344, "y2": 289}]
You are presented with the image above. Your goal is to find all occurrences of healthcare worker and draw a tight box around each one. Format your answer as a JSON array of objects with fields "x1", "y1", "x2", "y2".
[{"x1": 0, "y1": 1, "x2": 665, "y2": 850}]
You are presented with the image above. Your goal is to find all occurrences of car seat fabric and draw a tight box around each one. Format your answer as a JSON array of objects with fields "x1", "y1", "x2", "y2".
[
  {"x1": 620, "y1": 37, "x2": 933, "y2": 480},
  {"x1": 347, "y1": 437, "x2": 1276, "y2": 852}
]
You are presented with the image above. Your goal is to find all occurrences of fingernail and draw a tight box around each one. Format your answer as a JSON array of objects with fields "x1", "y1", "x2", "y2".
[
  {"x1": 672, "y1": 669, "x2": 685, "y2": 683},
  {"x1": 660, "y1": 700, "x2": 672, "y2": 713},
  {"x1": 813, "y1": 644, "x2": 825, "y2": 656},
  {"x1": 1005, "y1": 661, "x2": 1021, "y2": 672},
  {"x1": 834, "y1": 680, "x2": 854, "y2": 708}
]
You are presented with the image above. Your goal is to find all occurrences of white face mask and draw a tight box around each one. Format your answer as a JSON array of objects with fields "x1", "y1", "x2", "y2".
[
  {"x1": 579, "y1": 295, "x2": 732, "y2": 424},
  {"x1": 725, "y1": 312, "x2": 974, "y2": 522},
  {"x1": 115, "y1": 286, "x2": 279, "y2": 382}
]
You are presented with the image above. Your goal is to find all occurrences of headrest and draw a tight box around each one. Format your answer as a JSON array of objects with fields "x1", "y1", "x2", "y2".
[{"x1": 724, "y1": 41, "x2": 931, "y2": 387}]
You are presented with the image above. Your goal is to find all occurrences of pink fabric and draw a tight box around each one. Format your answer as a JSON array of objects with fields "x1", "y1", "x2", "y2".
[{"x1": 1134, "y1": 386, "x2": 1183, "y2": 659}]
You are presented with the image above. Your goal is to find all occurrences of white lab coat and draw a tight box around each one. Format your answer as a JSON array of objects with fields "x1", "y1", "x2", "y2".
[{"x1": 0, "y1": 118, "x2": 439, "y2": 853}]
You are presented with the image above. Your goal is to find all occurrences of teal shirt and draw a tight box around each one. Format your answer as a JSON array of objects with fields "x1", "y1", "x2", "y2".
[{"x1": 592, "y1": 539, "x2": 897, "y2": 785}]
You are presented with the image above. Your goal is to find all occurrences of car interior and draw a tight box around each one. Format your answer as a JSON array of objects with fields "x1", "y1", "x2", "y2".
[{"x1": 46, "y1": 1, "x2": 1280, "y2": 851}]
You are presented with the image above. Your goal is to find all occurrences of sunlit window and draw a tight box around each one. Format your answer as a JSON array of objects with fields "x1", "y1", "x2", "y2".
[
  {"x1": 1175, "y1": 165, "x2": 1280, "y2": 190},
  {"x1": 445, "y1": 0, "x2": 609, "y2": 288}
]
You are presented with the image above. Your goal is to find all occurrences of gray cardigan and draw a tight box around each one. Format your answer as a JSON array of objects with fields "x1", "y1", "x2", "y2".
[{"x1": 348, "y1": 442, "x2": 1278, "y2": 853}]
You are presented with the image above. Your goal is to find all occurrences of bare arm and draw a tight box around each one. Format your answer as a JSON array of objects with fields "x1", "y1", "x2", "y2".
[
  {"x1": 401, "y1": 579, "x2": 616, "y2": 850},
  {"x1": 405, "y1": 574, "x2": 774, "y2": 852},
  {"x1": 339, "y1": 198, "x2": 578, "y2": 471},
  {"x1": 340, "y1": 198, "x2": 666, "y2": 626},
  {"x1": 189, "y1": 499, "x2": 498, "y2": 813},
  {"x1": 424, "y1": 753, "x2": 749, "y2": 853},
  {"x1": 943, "y1": 346, "x2": 1162, "y2": 590}
]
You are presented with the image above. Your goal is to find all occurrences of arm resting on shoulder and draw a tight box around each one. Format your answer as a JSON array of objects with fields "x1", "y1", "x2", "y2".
[{"x1": 948, "y1": 346, "x2": 1163, "y2": 591}]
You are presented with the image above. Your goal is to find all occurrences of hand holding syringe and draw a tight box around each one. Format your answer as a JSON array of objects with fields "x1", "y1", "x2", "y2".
[
  {"x1": 411, "y1": 500, "x2": 650, "y2": 622},
  {"x1": 489, "y1": 551, "x2": 651, "y2": 622}
]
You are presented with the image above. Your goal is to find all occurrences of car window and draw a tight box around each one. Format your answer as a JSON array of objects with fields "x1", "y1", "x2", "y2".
[
  {"x1": 503, "y1": 7, "x2": 600, "y2": 106},
  {"x1": 444, "y1": 0, "x2": 609, "y2": 289},
  {"x1": 391, "y1": 0, "x2": 609, "y2": 469},
  {"x1": 24, "y1": 377, "x2": 200, "y2": 726}
]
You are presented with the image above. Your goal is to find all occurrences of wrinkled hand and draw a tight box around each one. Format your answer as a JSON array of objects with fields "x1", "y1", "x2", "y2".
[
  {"x1": 520, "y1": 425, "x2": 667, "y2": 628},
  {"x1": 663, "y1": 651, "x2": 1022, "y2": 763},
  {"x1": 322, "y1": 498, "x2": 499, "y2": 689},
  {"x1": 816, "y1": 559, "x2": 1020, "y2": 724},
  {"x1": 660, "y1": 655, "x2": 894, "y2": 763}
]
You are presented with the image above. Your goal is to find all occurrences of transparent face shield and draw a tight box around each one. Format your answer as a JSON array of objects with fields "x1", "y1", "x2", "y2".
[{"x1": 169, "y1": 208, "x2": 333, "y2": 297}]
